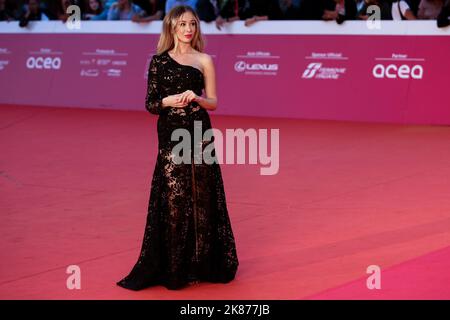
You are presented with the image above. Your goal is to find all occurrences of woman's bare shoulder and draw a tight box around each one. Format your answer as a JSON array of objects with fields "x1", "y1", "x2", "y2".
[{"x1": 198, "y1": 52, "x2": 214, "y2": 69}]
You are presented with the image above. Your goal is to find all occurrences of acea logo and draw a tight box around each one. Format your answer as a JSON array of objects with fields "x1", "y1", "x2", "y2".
[
  {"x1": 372, "y1": 64, "x2": 423, "y2": 79},
  {"x1": 26, "y1": 49, "x2": 62, "y2": 70},
  {"x1": 372, "y1": 54, "x2": 424, "y2": 79},
  {"x1": 234, "y1": 51, "x2": 279, "y2": 75}
]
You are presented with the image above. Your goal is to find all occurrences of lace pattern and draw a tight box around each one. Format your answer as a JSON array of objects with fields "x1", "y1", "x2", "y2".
[{"x1": 117, "y1": 50, "x2": 239, "y2": 290}]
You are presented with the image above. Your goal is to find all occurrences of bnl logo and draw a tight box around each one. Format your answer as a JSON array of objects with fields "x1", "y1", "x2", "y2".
[{"x1": 302, "y1": 63, "x2": 322, "y2": 79}]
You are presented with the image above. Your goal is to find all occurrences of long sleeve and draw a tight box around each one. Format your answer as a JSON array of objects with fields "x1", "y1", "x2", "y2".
[
  {"x1": 107, "y1": 6, "x2": 117, "y2": 20},
  {"x1": 145, "y1": 55, "x2": 164, "y2": 115}
]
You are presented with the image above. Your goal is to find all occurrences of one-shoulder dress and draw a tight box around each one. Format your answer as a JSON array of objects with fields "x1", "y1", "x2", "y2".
[{"x1": 116, "y1": 50, "x2": 239, "y2": 290}]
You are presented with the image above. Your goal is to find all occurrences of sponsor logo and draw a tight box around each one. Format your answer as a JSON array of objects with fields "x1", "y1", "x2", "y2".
[
  {"x1": 302, "y1": 63, "x2": 322, "y2": 78},
  {"x1": 97, "y1": 59, "x2": 111, "y2": 66},
  {"x1": 0, "y1": 60, "x2": 9, "y2": 71},
  {"x1": 80, "y1": 69, "x2": 99, "y2": 77},
  {"x1": 26, "y1": 56, "x2": 62, "y2": 70},
  {"x1": 373, "y1": 54, "x2": 425, "y2": 79},
  {"x1": 234, "y1": 52, "x2": 279, "y2": 75},
  {"x1": 372, "y1": 64, "x2": 423, "y2": 79},
  {"x1": 106, "y1": 69, "x2": 121, "y2": 77},
  {"x1": 301, "y1": 62, "x2": 346, "y2": 80},
  {"x1": 234, "y1": 60, "x2": 278, "y2": 73}
]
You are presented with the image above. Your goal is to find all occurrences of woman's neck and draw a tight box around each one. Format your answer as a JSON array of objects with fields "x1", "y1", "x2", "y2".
[{"x1": 170, "y1": 44, "x2": 194, "y2": 55}]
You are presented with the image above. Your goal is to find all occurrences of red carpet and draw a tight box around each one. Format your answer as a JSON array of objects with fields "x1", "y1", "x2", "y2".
[
  {"x1": 308, "y1": 245, "x2": 450, "y2": 300},
  {"x1": 1, "y1": 104, "x2": 450, "y2": 299}
]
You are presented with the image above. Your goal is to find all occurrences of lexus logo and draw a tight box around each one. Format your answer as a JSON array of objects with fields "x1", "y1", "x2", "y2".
[
  {"x1": 234, "y1": 60, "x2": 278, "y2": 72},
  {"x1": 235, "y1": 61, "x2": 246, "y2": 72}
]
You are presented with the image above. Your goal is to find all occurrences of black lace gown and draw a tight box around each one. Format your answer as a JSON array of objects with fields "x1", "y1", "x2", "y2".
[{"x1": 116, "y1": 50, "x2": 239, "y2": 290}]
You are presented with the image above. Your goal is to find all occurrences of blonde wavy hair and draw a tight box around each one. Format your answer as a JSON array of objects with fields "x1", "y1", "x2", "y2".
[{"x1": 156, "y1": 5, "x2": 205, "y2": 55}]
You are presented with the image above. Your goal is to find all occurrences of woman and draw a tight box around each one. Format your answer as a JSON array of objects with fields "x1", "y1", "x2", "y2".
[
  {"x1": 116, "y1": 5, "x2": 239, "y2": 291},
  {"x1": 19, "y1": 0, "x2": 50, "y2": 27},
  {"x1": 107, "y1": 0, "x2": 145, "y2": 20},
  {"x1": 83, "y1": 0, "x2": 107, "y2": 20}
]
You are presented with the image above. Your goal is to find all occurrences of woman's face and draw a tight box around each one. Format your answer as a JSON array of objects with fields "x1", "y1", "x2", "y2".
[
  {"x1": 89, "y1": 0, "x2": 99, "y2": 11},
  {"x1": 174, "y1": 11, "x2": 197, "y2": 44}
]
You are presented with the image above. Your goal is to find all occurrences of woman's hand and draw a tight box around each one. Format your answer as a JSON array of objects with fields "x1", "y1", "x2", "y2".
[
  {"x1": 215, "y1": 16, "x2": 226, "y2": 30},
  {"x1": 245, "y1": 16, "x2": 257, "y2": 27},
  {"x1": 322, "y1": 10, "x2": 338, "y2": 20},
  {"x1": 163, "y1": 91, "x2": 199, "y2": 108},
  {"x1": 179, "y1": 90, "x2": 198, "y2": 105},
  {"x1": 162, "y1": 93, "x2": 189, "y2": 108},
  {"x1": 131, "y1": 14, "x2": 141, "y2": 22}
]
